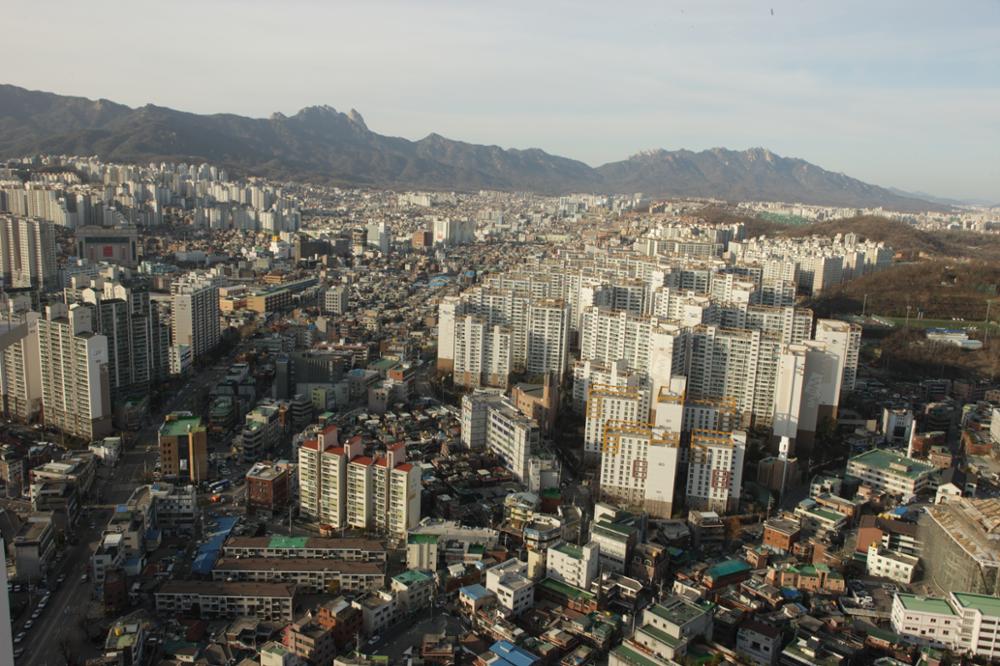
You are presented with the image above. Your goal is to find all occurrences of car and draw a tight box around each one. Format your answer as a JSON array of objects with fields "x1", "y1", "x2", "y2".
[
  {"x1": 14, "y1": 632, "x2": 25, "y2": 643},
  {"x1": 31, "y1": 611, "x2": 40, "y2": 620},
  {"x1": 23, "y1": 620, "x2": 33, "y2": 629},
  {"x1": 56, "y1": 574, "x2": 66, "y2": 584},
  {"x1": 368, "y1": 635, "x2": 380, "y2": 645},
  {"x1": 13, "y1": 647, "x2": 24, "y2": 658},
  {"x1": 80, "y1": 574, "x2": 89, "y2": 583}
]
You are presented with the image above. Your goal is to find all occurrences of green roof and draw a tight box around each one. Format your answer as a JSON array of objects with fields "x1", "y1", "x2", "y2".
[
  {"x1": 610, "y1": 645, "x2": 666, "y2": 666},
  {"x1": 539, "y1": 577, "x2": 595, "y2": 602},
  {"x1": 953, "y1": 592, "x2": 1000, "y2": 617},
  {"x1": 706, "y1": 559, "x2": 751, "y2": 579},
  {"x1": 554, "y1": 542, "x2": 584, "y2": 559},
  {"x1": 648, "y1": 598, "x2": 712, "y2": 626},
  {"x1": 408, "y1": 533, "x2": 439, "y2": 545},
  {"x1": 896, "y1": 594, "x2": 956, "y2": 616},
  {"x1": 393, "y1": 569, "x2": 433, "y2": 586},
  {"x1": 849, "y1": 449, "x2": 934, "y2": 479},
  {"x1": 160, "y1": 415, "x2": 204, "y2": 437},
  {"x1": 269, "y1": 536, "x2": 308, "y2": 549},
  {"x1": 636, "y1": 624, "x2": 682, "y2": 647}
]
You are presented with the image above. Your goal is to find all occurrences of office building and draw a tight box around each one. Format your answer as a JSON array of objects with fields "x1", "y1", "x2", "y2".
[
  {"x1": 324, "y1": 286, "x2": 349, "y2": 315},
  {"x1": 158, "y1": 413, "x2": 209, "y2": 483}
]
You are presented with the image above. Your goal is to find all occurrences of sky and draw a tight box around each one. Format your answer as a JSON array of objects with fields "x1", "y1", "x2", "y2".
[{"x1": 6, "y1": 1, "x2": 1000, "y2": 202}]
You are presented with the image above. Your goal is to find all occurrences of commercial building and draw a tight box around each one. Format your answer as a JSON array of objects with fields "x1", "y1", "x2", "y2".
[
  {"x1": 324, "y1": 286, "x2": 349, "y2": 315},
  {"x1": 12, "y1": 514, "x2": 55, "y2": 581},
  {"x1": 158, "y1": 413, "x2": 209, "y2": 482},
  {"x1": 283, "y1": 612, "x2": 337, "y2": 665},
  {"x1": 75, "y1": 224, "x2": 139, "y2": 268},
  {"x1": 246, "y1": 461, "x2": 293, "y2": 514},
  {"x1": 154, "y1": 581, "x2": 296, "y2": 621}
]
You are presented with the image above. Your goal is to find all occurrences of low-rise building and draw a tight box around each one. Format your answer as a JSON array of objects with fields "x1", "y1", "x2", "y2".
[
  {"x1": 154, "y1": 581, "x2": 296, "y2": 621},
  {"x1": 283, "y1": 612, "x2": 337, "y2": 665},
  {"x1": 485, "y1": 559, "x2": 534, "y2": 617},
  {"x1": 222, "y1": 535, "x2": 386, "y2": 562},
  {"x1": 212, "y1": 557, "x2": 384, "y2": 594},
  {"x1": 391, "y1": 569, "x2": 435, "y2": 613},
  {"x1": 737, "y1": 620, "x2": 783, "y2": 666},
  {"x1": 546, "y1": 541, "x2": 600, "y2": 591},
  {"x1": 867, "y1": 544, "x2": 919, "y2": 584},
  {"x1": 846, "y1": 449, "x2": 934, "y2": 499}
]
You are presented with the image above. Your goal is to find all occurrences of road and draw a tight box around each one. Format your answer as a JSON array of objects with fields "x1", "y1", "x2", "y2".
[
  {"x1": 17, "y1": 508, "x2": 110, "y2": 666},
  {"x1": 18, "y1": 349, "x2": 242, "y2": 664}
]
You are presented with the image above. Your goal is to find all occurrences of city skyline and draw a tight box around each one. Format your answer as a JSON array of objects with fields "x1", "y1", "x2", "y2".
[{"x1": 5, "y1": 0, "x2": 999, "y2": 203}]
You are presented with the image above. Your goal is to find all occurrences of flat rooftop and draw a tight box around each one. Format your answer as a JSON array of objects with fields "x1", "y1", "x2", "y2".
[
  {"x1": 896, "y1": 593, "x2": 956, "y2": 616},
  {"x1": 214, "y1": 557, "x2": 382, "y2": 575},
  {"x1": 160, "y1": 415, "x2": 204, "y2": 437}
]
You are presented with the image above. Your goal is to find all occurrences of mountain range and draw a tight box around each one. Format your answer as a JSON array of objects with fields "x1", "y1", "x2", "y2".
[{"x1": 0, "y1": 84, "x2": 945, "y2": 211}]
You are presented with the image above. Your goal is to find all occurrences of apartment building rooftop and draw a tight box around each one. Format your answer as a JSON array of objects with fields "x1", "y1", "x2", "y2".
[
  {"x1": 849, "y1": 449, "x2": 934, "y2": 479},
  {"x1": 158, "y1": 580, "x2": 295, "y2": 597},
  {"x1": 895, "y1": 593, "x2": 956, "y2": 616},
  {"x1": 214, "y1": 558, "x2": 382, "y2": 574}
]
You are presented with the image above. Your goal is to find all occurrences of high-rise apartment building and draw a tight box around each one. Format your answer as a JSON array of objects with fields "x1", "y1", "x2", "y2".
[
  {"x1": 172, "y1": 274, "x2": 221, "y2": 360},
  {"x1": 814, "y1": 319, "x2": 862, "y2": 394},
  {"x1": 298, "y1": 428, "x2": 419, "y2": 542},
  {"x1": 686, "y1": 430, "x2": 746, "y2": 513},
  {"x1": 36, "y1": 304, "x2": 111, "y2": 440},
  {"x1": 0, "y1": 216, "x2": 57, "y2": 291},
  {"x1": 452, "y1": 315, "x2": 512, "y2": 389},
  {"x1": 0, "y1": 310, "x2": 42, "y2": 422}
]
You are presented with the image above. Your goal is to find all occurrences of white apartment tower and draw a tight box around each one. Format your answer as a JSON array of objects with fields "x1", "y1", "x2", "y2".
[
  {"x1": 171, "y1": 275, "x2": 221, "y2": 360},
  {"x1": 814, "y1": 319, "x2": 861, "y2": 394},
  {"x1": 36, "y1": 303, "x2": 111, "y2": 440},
  {"x1": 0, "y1": 216, "x2": 58, "y2": 290}
]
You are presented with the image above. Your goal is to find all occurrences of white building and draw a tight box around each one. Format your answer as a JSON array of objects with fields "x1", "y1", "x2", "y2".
[
  {"x1": 867, "y1": 543, "x2": 918, "y2": 584},
  {"x1": 686, "y1": 430, "x2": 747, "y2": 514},
  {"x1": 171, "y1": 274, "x2": 221, "y2": 360},
  {"x1": 846, "y1": 448, "x2": 935, "y2": 498},
  {"x1": 460, "y1": 390, "x2": 503, "y2": 450},
  {"x1": 484, "y1": 397, "x2": 540, "y2": 483},
  {"x1": 890, "y1": 591, "x2": 1000, "y2": 660},
  {"x1": 814, "y1": 319, "x2": 861, "y2": 394},
  {"x1": 545, "y1": 541, "x2": 599, "y2": 591},
  {"x1": 36, "y1": 303, "x2": 111, "y2": 440},
  {"x1": 485, "y1": 558, "x2": 534, "y2": 617}
]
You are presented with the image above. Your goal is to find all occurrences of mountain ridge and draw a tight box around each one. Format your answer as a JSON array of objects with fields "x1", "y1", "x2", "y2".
[{"x1": 0, "y1": 84, "x2": 945, "y2": 211}]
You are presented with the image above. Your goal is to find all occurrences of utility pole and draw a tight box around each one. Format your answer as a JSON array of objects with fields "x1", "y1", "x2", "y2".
[{"x1": 861, "y1": 293, "x2": 868, "y2": 318}]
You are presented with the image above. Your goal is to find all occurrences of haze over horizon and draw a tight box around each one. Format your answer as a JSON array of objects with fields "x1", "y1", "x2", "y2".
[{"x1": 6, "y1": 0, "x2": 999, "y2": 203}]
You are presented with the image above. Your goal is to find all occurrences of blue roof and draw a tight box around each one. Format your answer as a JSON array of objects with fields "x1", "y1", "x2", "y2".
[
  {"x1": 460, "y1": 584, "x2": 492, "y2": 601},
  {"x1": 781, "y1": 588, "x2": 802, "y2": 599},
  {"x1": 490, "y1": 641, "x2": 539, "y2": 666},
  {"x1": 192, "y1": 515, "x2": 238, "y2": 576}
]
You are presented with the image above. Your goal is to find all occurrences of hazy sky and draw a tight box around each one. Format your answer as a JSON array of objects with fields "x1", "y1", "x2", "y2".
[{"x1": 7, "y1": 1, "x2": 1000, "y2": 202}]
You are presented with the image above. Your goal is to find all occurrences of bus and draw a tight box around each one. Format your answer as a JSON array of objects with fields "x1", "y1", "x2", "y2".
[{"x1": 209, "y1": 479, "x2": 231, "y2": 493}]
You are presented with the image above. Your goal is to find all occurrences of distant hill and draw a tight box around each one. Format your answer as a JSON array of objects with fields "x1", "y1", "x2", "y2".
[{"x1": 0, "y1": 84, "x2": 946, "y2": 210}]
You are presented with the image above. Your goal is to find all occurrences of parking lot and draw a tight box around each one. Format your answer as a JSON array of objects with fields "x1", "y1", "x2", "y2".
[{"x1": 366, "y1": 611, "x2": 468, "y2": 664}]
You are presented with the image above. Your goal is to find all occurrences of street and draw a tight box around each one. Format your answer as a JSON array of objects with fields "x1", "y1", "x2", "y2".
[{"x1": 16, "y1": 352, "x2": 239, "y2": 664}]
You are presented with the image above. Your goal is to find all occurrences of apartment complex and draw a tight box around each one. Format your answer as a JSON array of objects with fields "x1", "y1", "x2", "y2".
[{"x1": 298, "y1": 428, "x2": 420, "y2": 541}]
